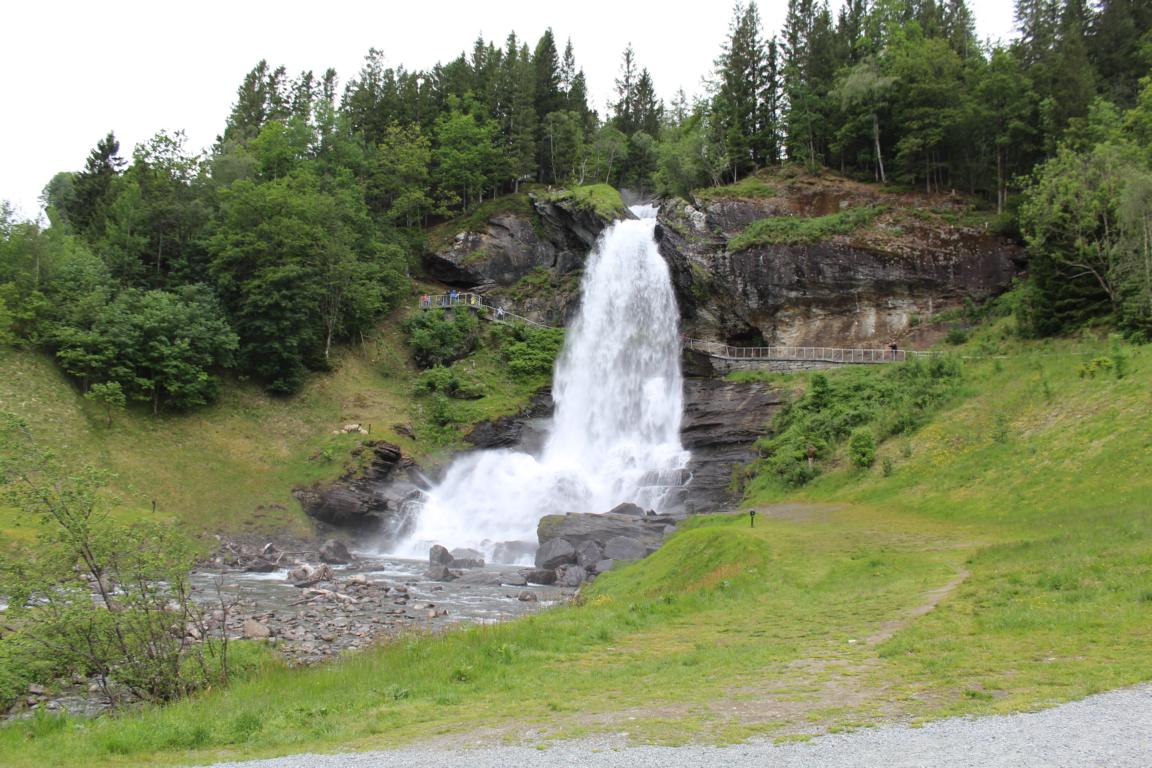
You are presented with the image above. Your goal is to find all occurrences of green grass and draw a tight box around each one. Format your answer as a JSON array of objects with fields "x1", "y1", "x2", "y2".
[
  {"x1": 0, "y1": 302, "x2": 543, "y2": 539},
  {"x1": 694, "y1": 173, "x2": 777, "y2": 202},
  {"x1": 729, "y1": 206, "x2": 883, "y2": 252},
  {"x1": 3, "y1": 334, "x2": 1149, "y2": 765},
  {"x1": 545, "y1": 184, "x2": 628, "y2": 220}
]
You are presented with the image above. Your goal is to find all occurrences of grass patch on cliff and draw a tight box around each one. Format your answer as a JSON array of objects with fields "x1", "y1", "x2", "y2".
[
  {"x1": 545, "y1": 184, "x2": 628, "y2": 220},
  {"x1": 425, "y1": 192, "x2": 537, "y2": 251},
  {"x1": 729, "y1": 206, "x2": 883, "y2": 251},
  {"x1": 694, "y1": 173, "x2": 777, "y2": 202}
]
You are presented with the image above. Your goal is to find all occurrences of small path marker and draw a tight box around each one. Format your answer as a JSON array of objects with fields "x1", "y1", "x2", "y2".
[{"x1": 749, "y1": 509, "x2": 757, "y2": 528}]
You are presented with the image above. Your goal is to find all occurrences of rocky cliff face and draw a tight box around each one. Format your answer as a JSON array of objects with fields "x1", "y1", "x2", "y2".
[
  {"x1": 293, "y1": 442, "x2": 428, "y2": 544},
  {"x1": 656, "y1": 174, "x2": 1025, "y2": 348},
  {"x1": 422, "y1": 193, "x2": 626, "y2": 321}
]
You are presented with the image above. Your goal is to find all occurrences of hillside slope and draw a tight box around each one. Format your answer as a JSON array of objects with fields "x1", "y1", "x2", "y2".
[{"x1": 4, "y1": 335, "x2": 1148, "y2": 766}]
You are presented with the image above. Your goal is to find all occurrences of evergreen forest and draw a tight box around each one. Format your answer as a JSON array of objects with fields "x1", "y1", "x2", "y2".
[{"x1": 1, "y1": 0, "x2": 1150, "y2": 410}]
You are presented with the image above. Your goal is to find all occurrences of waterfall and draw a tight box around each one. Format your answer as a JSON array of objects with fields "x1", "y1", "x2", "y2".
[{"x1": 392, "y1": 205, "x2": 689, "y2": 563}]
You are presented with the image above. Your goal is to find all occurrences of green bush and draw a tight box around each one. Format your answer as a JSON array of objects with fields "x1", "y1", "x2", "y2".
[
  {"x1": 413, "y1": 366, "x2": 485, "y2": 399},
  {"x1": 751, "y1": 358, "x2": 963, "y2": 487},
  {"x1": 848, "y1": 428, "x2": 877, "y2": 468},
  {"x1": 945, "y1": 327, "x2": 970, "y2": 345},
  {"x1": 494, "y1": 323, "x2": 564, "y2": 380},
  {"x1": 403, "y1": 309, "x2": 479, "y2": 368}
]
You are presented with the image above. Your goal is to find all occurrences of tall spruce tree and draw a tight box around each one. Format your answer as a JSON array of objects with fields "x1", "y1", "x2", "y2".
[{"x1": 713, "y1": 2, "x2": 770, "y2": 179}]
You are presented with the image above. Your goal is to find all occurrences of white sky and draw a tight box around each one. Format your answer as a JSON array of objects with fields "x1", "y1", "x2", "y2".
[{"x1": 1, "y1": 0, "x2": 1017, "y2": 220}]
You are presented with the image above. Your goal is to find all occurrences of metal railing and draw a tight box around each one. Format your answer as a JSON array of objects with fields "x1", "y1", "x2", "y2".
[
  {"x1": 417, "y1": 293, "x2": 557, "y2": 329},
  {"x1": 682, "y1": 338, "x2": 937, "y2": 364},
  {"x1": 416, "y1": 295, "x2": 933, "y2": 363}
]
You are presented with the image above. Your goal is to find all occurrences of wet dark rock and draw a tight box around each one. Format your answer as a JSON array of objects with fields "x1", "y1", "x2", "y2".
[
  {"x1": 525, "y1": 568, "x2": 558, "y2": 585},
  {"x1": 679, "y1": 377, "x2": 785, "y2": 513},
  {"x1": 609, "y1": 502, "x2": 645, "y2": 516},
  {"x1": 535, "y1": 538, "x2": 577, "y2": 570},
  {"x1": 244, "y1": 559, "x2": 278, "y2": 573},
  {"x1": 464, "y1": 390, "x2": 553, "y2": 452},
  {"x1": 422, "y1": 193, "x2": 624, "y2": 291},
  {"x1": 429, "y1": 544, "x2": 454, "y2": 566},
  {"x1": 319, "y1": 539, "x2": 352, "y2": 565},
  {"x1": 293, "y1": 442, "x2": 428, "y2": 544},
  {"x1": 518, "y1": 591, "x2": 539, "y2": 602},
  {"x1": 423, "y1": 565, "x2": 458, "y2": 582}
]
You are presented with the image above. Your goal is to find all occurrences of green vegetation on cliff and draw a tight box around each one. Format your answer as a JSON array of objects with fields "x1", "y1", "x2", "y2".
[
  {"x1": 728, "y1": 205, "x2": 883, "y2": 251},
  {"x1": 544, "y1": 184, "x2": 629, "y2": 220}
]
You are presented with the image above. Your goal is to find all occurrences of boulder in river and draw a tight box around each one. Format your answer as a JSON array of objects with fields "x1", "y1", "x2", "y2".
[
  {"x1": 319, "y1": 539, "x2": 352, "y2": 564},
  {"x1": 429, "y1": 544, "x2": 454, "y2": 566},
  {"x1": 424, "y1": 565, "x2": 458, "y2": 582},
  {"x1": 450, "y1": 548, "x2": 486, "y2": 568}
]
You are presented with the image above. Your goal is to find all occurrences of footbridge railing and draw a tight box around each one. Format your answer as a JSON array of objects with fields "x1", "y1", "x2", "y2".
[
  {"x1": 416, "y1": 295, "x2": 934, "y2": 364},
  {"x1": 417, "y1": 292, "x2": 557, "y2": 329},
  {"x1": 682, "y1": 338, "x2": 938, "y2": 364}
]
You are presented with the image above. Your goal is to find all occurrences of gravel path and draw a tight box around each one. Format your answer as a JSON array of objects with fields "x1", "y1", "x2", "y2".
[{"x1": 205, "y1": 683, "x2": 1152, "y2": 768}]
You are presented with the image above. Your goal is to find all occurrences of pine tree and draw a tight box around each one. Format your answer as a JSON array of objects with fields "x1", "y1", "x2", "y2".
[
  {"x1": 67, "y1": 132, "x2": 126, "y2": 240},
  {"x1": 713, "y1": 1, "x2": 769, "y2": 179},
  {"x1": 612, "y1": 44, "x2": 639, "y2": 136},
  {"x1": 1089, "y1": 0, "x2": 1152, "y2": 106}
]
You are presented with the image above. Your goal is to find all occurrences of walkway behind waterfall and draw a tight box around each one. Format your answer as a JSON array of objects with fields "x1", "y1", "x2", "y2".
[{"x1": 418, "y1": 292, "x2": 931, "y2": 365}]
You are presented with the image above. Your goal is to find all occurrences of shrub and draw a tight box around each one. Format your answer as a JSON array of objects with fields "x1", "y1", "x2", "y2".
[
  {"x1": 403, "y1": 309, "x2": 479, "y2": 368},
  {"x1": 848, "y1": 428, "x2": 877, "y2": 468},
  {"x1": 0, "y1": 414, "x2": 237, "y2": 709},
  {"x1": 494, "y1": 323, "x2": 564, "y2": 380},
  {"x1": 945, "y1": 327, "x2": 969, "y2": 345},
  {"x1": 751, "y1": 359, "x2": 963, "y2": 487}
]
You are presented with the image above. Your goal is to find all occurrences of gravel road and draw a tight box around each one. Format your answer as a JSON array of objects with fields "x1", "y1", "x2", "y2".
[{"x1": 205, "y1": 682, "x2": 1152, "y2": 768}]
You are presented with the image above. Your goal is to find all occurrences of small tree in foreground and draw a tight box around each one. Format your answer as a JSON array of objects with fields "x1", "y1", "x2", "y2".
[{"x1": 0, "y1": 413, "x2": 233, "y2": 707}]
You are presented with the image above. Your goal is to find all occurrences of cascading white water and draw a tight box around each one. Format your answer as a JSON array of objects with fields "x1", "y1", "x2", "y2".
[{"x1": 393, "y1": 205, "x2": 689, "y2": 563}]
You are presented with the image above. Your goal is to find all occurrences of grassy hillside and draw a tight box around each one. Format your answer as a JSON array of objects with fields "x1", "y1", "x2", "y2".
[
  {"x1": 3, "y1": 333, "x2": 1149, "y2": 766},
  {"x1": 0, "y1": 300, "x2": 548, "y2": 541}
]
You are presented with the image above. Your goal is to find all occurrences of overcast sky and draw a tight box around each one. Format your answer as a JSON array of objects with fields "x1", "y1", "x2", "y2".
[{"x1": 1, "y1": 0, "x2": 1018, "y2": 220}]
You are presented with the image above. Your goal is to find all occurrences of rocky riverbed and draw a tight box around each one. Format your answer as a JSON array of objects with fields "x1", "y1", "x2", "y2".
[
  {"x1": 192, "y1": 549, "x2": 571, "y2": 666},
  {"x1": 7, "y1": 540, "x2": 571, "y2": 721}
]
